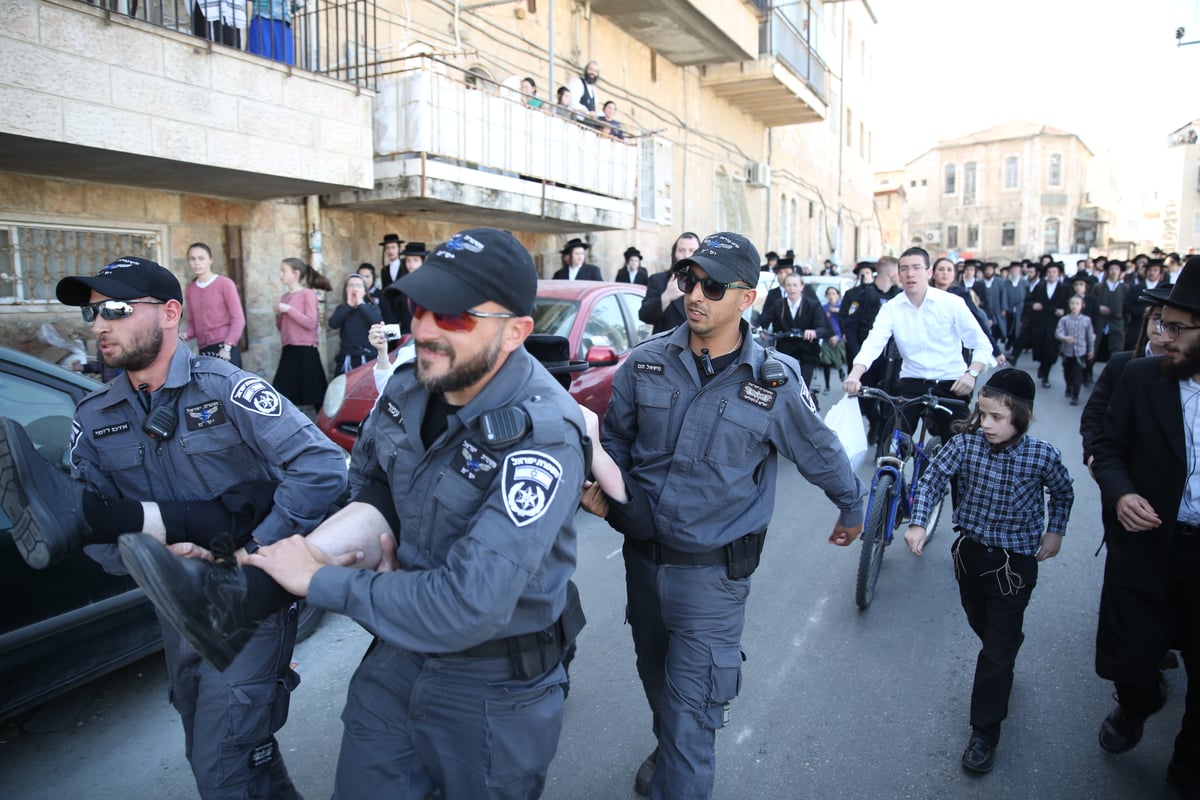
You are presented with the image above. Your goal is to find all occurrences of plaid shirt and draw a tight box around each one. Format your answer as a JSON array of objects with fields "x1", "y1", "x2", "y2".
[
  {"x1": 1055, "y1": 313, "x2": 1095, "y2": 358},
  {"x1": 911, "y1": 430, "x2": 1074, "y2": 555}
]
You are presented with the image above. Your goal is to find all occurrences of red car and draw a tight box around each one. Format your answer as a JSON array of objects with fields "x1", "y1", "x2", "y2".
[{"x1": 317, "y1": 280, "x2": 650, "y2": 452}]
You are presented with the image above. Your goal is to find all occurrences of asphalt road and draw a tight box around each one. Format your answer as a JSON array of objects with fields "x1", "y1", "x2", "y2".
[{"x1": 0, "y1": 364, "x2": 1187, "y2": 799}]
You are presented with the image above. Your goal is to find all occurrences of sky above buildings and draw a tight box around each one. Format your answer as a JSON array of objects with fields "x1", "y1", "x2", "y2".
[{"x1": 869, "y1": 0, "x2": 1200, "y2": 175}]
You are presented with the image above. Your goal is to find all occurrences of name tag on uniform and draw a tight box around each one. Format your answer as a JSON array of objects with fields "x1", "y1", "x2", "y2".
[
  {"x1": 739, "y1": 381, "x2": 776, "y2": 410},
  {"x1": 92, "y1": 422, "x2": 130, "y2": 439},
  {"x1": 381, "y1": 399, "x2": 402, "y2": 425},
  {"x1": 635, "y1": 361, "x2": 664, "y2": 374},
  {"x1": 454, "y1": 439, "x2": 499, "y2": 483},
  {"x1": 184, "y1": 400, "x2": 227, "y2": 431}
]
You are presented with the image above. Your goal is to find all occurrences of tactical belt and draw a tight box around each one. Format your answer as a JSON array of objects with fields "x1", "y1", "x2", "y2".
[
  {"x1": 629, "y1": 531, "x2": 767, "y2": 579},
  {"x1": 1178, "y1": 522, "x2": 1200, "y2": 537},
  {"x1": 440, "y1": 619, "x2": 563, "y2": 661}
]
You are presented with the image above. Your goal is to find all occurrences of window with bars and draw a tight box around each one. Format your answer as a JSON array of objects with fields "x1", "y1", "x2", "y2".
[{"x1": 0, "y1": 224, "x2": 160, "y2": 305}]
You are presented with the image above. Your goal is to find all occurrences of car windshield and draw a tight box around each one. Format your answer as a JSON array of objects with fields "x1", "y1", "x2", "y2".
[{"x1": 532, "y1": 298, "x2": 579, "y2": 339}]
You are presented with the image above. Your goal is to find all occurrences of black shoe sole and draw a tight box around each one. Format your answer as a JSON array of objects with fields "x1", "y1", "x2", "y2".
[
  {"x1": 0, "y1": 418, "x2": 62, "y2": 569},
  {"x1": 118, "y1": 534, "x2": 237, "y2": 672}
]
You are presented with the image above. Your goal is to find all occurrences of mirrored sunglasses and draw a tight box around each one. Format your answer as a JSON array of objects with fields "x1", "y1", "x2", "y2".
[{"x1": 80, "y1": 299, "x2": 164, "y2": 323}]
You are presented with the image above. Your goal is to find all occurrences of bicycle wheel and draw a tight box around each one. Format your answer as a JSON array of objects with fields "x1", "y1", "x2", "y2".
[
  {"x1": 855, "y1": 472, "x2": 895, "y2": 610},
  {"x1": 921, "y1": 442, "x2": 947, "y2": 546}
]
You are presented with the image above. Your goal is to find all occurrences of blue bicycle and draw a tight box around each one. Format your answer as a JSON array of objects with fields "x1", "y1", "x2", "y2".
[{"x1": 854, "y1": 388, "x2": 965, "y2": 610}]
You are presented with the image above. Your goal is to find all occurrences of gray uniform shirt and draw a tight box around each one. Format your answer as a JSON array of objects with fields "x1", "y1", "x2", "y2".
[
  {"x1": 71, "y1": 344, "x2": 348, "y2": 573},
  {"x1": 603, "y1": 321, "x2": 865, "y2": 553},
  {"x1": 308, "y1": 347, "x2": 585, "y2": 653}
]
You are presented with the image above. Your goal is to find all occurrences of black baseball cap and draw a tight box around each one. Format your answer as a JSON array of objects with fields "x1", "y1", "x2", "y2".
[
  {"x1": 675, "y1": 232, "x2": 761, "y2": 288},
  {"x1": 390, "y1": 228, "x2": 537, "y2": 316},
  {"x1": 57, "y1": 256, "x2": 183, "y2": 307}
]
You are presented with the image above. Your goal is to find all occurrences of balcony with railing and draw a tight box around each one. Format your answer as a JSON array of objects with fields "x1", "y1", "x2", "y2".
[
  {"x1": 324, "y1": 57, "x2": 638, "y2": 233},
  {"x1": 701, "y1": 8, "x2": 829, "y2": 127},
  {"x1": 588, "y1": 0, "x2": 760, "y2": 66},
  {"x1": 0, "y1": 0, "x2": 375, "y2": 198}
]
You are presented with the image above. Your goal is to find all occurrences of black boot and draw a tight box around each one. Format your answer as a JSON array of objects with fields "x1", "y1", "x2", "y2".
[
  {"x1": 118, "y1": 533, "x2": 258, "y2": 671},
  {"x1": 633, "y1": 747, "x2": 658, "y2": 796},
  {"x1": 0, "y1": 417, "x2": 90, "y2": 569}
]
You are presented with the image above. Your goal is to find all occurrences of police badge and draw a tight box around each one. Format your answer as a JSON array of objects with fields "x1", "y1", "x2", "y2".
[{"x1": 501, "y1": 449, "x2": 563, "y2": 527}]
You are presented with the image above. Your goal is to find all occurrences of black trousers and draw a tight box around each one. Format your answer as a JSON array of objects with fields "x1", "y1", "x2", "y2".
[
  {"x1": 890, "y1": 377, "x2": 969, "y2": 444},
  {"x1": 954, "y1": 536, "x2": 1038, "y2": 745},
  {"x1": 1114, "y1": 531, "x2": 1200, "y2": 767},
  {"x1": 1061, "y1": 354, "x2": 1084, "y2": 399}
]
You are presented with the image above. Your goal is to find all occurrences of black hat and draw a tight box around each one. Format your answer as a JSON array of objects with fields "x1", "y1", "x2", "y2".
[
  {"x1": 401, "y1": 242, "x2": 429, "y2": 257},
  {"x1": 560, "y1": 237, "x2": 590, "y2": 255},
  {"x1": 391, "y1": 228, "x2": 537, "y2": 316},
  {"x1": 379, "y1": 233, "x2": 404, "y2": 247},
  {"x1": 983, "y1": 368, "x2": 1035, "y2": 407},
  {"x1": 1141, "y1": 285, "x2": 1173, "y2": 305},
  {"x1": 854, "y1": 261, "x2": 876, "y2": 275},
  {"x1": 57, "y1": 256, "x2": 182, "y2": 306},
  {"x1": 1160, "y1": 256, "x2": 1200, "y2": 315},
  {"x1": 675, "y1": 232, "x2": 761, "y2": 287},
  {"x1": 764, "y1": 251, "x2": 779, "y2": 262},
  {"x1": 623, "y1": 246, "x2": 642, "y2": 260},
  {"x1": 773, "y1": 257, "x2": 795, "y2": 272},
  {"x1": 524, "y1": 334, "x2": 588, "y2": 390},
  {"x1": 1145, "y1": 258, "x2": 1166, "y2": 270}
]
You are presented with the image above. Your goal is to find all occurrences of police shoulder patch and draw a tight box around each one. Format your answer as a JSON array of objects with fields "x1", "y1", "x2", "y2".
[
  {"x1": 501, "y1": 449, "x2": 563, "y2": 527},
  {"x1": 230, "y1": 376, "x2": 282, "y2": 417},
  {"x1": 69, "y1": 420, "x2": 81, "y2": 456}
]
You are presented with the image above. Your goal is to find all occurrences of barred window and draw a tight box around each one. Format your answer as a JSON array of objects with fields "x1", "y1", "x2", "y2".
[{"x1": 0, "y1": 224, "x2": 160, "y2": 305}]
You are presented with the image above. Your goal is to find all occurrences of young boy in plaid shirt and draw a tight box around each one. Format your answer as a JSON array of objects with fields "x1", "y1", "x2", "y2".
[
  {"x1": 1056, "y1": 294, "x2": 1096, "y2": 405},
  {"x1": 903, "y1": 369, "x2": 1074, "y2": 774}
]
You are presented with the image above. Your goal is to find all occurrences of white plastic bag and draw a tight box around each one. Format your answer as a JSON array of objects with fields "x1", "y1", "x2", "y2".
[{"x1": 824, "y1": 395, "x2": 868, "y2": 471}]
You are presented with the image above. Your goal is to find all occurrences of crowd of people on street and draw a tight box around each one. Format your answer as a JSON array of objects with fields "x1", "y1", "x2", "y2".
[{"x1": 1, "y1": 226, "x2": 1198, "y2": 800}]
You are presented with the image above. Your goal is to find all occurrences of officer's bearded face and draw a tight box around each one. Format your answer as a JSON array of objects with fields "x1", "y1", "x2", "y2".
[
  {"x1": 414, "y1": 319, "x2": 504, "y2": 396},
  {"x1": 90, "y1": 292, "x2": 165, "y2": 372}
]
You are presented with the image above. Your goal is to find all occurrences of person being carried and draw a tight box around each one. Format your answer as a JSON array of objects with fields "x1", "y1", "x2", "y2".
[{"x1": 903, "y1": 368, "x2": 1074, "y2": 775}]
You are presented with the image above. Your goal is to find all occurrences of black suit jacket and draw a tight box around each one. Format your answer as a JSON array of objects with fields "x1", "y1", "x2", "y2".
[
  {"x1": 553, "y1": 263, "x2": 603, "y2": 281},
  {"x1": 1078, "y1": 349, "x2": 1134, "y2": 464},
  {"x1": 758, "y1": 295, "x2": 830, "y2": 365},
  {"x1": 615, "y1": 266, "x2": 649, "y2": 286},
  {"x1": 379, "y1": 260, "x2": 405, "y2": 292},
  {"x1": 639, "y1": 271, "x2": 686, "y2": 334},
  {"x1": 1091, "y1": 356, "x2": 1188, "y2": 682}
]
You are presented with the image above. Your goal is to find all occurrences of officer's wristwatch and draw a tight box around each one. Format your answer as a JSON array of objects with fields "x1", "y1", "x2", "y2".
[
  {"x1": 966, "y1": 368, "x2": 980, "y2": 379},
  {"x1": 243, "y1": 538, "x2": 262, "y2": 555}
]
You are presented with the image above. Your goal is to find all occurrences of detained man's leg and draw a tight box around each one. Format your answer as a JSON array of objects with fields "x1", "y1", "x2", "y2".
[{"x1": 119, "y1": 502, "x2": 387, "y2": 671}]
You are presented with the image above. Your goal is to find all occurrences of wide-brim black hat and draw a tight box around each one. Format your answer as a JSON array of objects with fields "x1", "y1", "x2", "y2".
[
  {"x1": 1141, "y1": 285, "x2": 1173, "y2": 305},
  {"x1": 1160, "y1": 256, "x2": 1200, "y2": 315},
  {"x1": 402, "y1": 242, "x2": 429, "y2": 257},
  {"x1": 623, "y1": 247, "x2": 642, "y2": 260},
  {"x1": 561, "y1": 237, "x2": 591, "y2": 255},
  {"x1": 379, "y1": 233, "x2": 404, "y2": 247}
]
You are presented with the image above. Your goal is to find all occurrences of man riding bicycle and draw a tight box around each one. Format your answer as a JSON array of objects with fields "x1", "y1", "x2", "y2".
[{"x1": 842, "y1": 246, "x2": 996, "y2": 443}]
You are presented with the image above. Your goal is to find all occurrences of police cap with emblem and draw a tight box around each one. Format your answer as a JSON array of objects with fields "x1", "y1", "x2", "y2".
[
  {"x1": 392, "y1": 227, "x2": 537, "y2": 316},
  {"x1": 57, "y1": 256, "x2": 183, "y2": 306},
  {"x1": 675, "y1": 232, "x2": 761, "y2": 288}
]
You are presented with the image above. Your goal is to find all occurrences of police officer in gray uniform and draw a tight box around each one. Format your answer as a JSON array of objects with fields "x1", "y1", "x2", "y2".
[
  {"x1": 598, "y1": 233, "x2": 865, "y2": 799},
  {"x1": 54, "y1": 257, "x2": 347, "y2": 800},
  {"x1": 125, "y1": 229, "x2": 587, "y2": 798}
]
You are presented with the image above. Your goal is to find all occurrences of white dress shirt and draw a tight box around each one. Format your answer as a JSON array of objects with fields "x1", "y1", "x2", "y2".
[{"x1": 852, "y1": 286, "x2": 997, "y2": 380}]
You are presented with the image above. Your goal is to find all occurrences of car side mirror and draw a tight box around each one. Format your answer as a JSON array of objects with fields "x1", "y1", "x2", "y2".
[{"x1": 585, "y1": 345, "x2": 619, "y2": 367}]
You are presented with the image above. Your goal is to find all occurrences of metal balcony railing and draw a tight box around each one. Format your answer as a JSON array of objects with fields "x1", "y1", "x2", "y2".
[
  {"x1": 74, "y1": 0, "x2": 377, "y2": 90},
  {"x1": 372, "y1": 56, "x2": 638, "y2": 202},
  {"x1": 760, "y1": 8, "x2": 828, "y2": 101}
]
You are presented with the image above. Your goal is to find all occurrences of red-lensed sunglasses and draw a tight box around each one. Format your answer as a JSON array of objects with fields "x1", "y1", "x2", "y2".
[{"x1": 407, "y1": 298, "x2": 517, "y2": 332}]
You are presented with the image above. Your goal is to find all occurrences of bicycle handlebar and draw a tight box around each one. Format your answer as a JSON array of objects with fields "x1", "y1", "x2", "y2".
[{"x1": 856, "y1": 386, "x2": 969, "y2": 417}]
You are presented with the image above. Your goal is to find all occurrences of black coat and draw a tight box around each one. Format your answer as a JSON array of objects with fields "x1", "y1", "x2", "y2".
[
  {"x1": 758, "y1": 295, "x2": 830, "y2": 365},
  {"x1": 1022, "y1": 280, "x2": 1071, "y2": 362},
  {"x1": 639, "y1": 271, "x2": 687, "y2": 334},
  {"x1": 1078, "y1": 350, "x2": 1134, "y2": 465},
  {"x1": 615, "y1": 266, "x2": 649, "y2": 285},
  {"x1": 553, "y1": 263, "x2": 603, "y2": 281},
  {"x1": 838, "y1": 282, "x2": 899, "y2": 363},
  {"x1": 1091, "y1": 356, "x2": 1189, "y2": 683}
]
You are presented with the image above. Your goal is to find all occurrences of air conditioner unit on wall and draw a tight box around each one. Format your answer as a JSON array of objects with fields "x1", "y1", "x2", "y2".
[
  {"x1": 924, "y1": 229, "x2": 941, "y2": 244},
  {"x1": 746, "y1": 161, "x2": 771, "y2": 188}
]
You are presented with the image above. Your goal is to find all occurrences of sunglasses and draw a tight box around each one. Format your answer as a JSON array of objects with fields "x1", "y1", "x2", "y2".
[
  {"x1": 675, "y1": 270, "x2": 753, "y2": 302},
  {"x1": 407, "y1": 299, "x2": 517, "y2": 332},
  {"x1": 81, "y1": 299, "x2": 164, "y2": 323}
]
